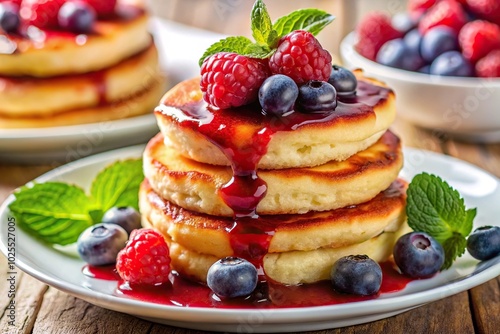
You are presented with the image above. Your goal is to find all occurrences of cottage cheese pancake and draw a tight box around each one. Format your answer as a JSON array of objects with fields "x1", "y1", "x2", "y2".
[
  {"x1": 139, "y1": 178, "x2": 407, "y2": 258},
  {"x1": 155, "y1": 73, "x2": 395, "y2": 169},
  {"x1": 143, "y1": 130, "x2": 403, "y2": 216},
  {"x1": 142, "y1": 213, "x2": 409, "y2": 285},
  {"x1": 0, "y1": 43, "x2": 160, "y2": 116},
  {"x1": 0, "y1": 7, "x2": 151, "y2": 77},
  {"x1": 0, "y1": 75, "x2": 163, "y2": 128}
]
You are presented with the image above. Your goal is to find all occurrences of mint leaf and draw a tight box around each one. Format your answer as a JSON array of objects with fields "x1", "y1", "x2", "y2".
[
  {"x1": 407, "y1": 173, "x2": 468, "y2": 243},
  {"x1": 442, "y1": 233, "x2": 467, "y2": 269},
  {"x1": 251, "y1": 0, "x2": 274, "y2": 46},
  {"x1": 462, "y1": 208, "x2": 476, "y2": 236},
  {"x1": 90, "y1": 159, "x2": 143, "y2": 219},
  {"x1": 406, "y1": 172, "x2": 476, "y2": 269},
  {"x1": 198, "y1": 37, "x2": 250, "y2": 66},
  {"x1": 199, "y1": 3, "x2": 335, "y2": 65},
  {"x1": 9, "y1": 183, "x2": 93, "y2": 245},
  {"x1": 273, "y1": 9, "x2": 335, "y2": 37}
]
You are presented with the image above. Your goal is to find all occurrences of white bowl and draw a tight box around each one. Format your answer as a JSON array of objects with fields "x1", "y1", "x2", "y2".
[{"x1": 340, "y1": 32, "x2": 500, "y2": 143}]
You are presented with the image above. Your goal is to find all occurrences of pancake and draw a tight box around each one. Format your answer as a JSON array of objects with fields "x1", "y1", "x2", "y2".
[
  {"x1": 0, "y1": 7, "x2": 151, "y2": 77},
  {"x1": 139, "y1": 178, "x2": 407, "y2": 256},
  {"x1": 155, "y1": 72, "x2": 396, "y2": 169},
  {"x1": 142, "y1": 209, "x2": 410, "y2": 285},
  {"x1": 0, "y1": 75, "x2": 164, "y2": 128},
  {"x1": 143, "y1": 130, "x2": 403, "y2": 216},
  {"x1": 0, "y1": 43, "x2": 160, "y2": 116}
]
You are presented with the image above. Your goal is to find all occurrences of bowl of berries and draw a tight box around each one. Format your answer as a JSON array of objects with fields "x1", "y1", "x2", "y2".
[{"x1": 340, "y1": 0, "x2": 500, "y2": 142}]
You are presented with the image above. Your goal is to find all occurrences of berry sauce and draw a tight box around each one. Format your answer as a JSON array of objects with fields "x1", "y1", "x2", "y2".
[
  {"x1": 2, "y1": 4, "x2": 144, "y2": 54},
  {"x1": 156, "y1": 80, "x2": 392, "y2": 270},
  {"x1": 83, "y1": 264, "x2": 120, "y2": 281},
  {"x1": 83, "y1": 261, "x2": 415, "y2": 308}
]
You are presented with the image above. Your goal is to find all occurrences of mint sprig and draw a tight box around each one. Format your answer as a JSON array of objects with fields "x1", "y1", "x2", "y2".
[
  {"x1": 9, "y1": 159, "x2": 143, "y2": 246},
  {"x1": 198, "y1": 0, "x2": 335, "y2": 66},
  {"x1": 90, "y1": 159, "x2": 143, "y2": 222},
  {"x1": 9, "y1": 183, "x2": 94, "y2": 246},
  {"x1": 272, "y1": 9, "x2": 335, "y2": 37},
  {"x1": 406, "y1": 173, "x2": 477, "y2": 269}
]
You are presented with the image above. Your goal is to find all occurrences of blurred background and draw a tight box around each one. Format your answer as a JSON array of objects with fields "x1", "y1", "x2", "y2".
[{"x1": 147, "y1": 0, "x2": 409, "y2": 56}]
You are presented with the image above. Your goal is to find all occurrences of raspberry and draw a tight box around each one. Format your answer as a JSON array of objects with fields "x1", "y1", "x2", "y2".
[
  {"x1": 476, "y1": 49, "x2": 500, "y2": 77},
  {"x1": 418, "y1": 0, "x2": 467, "y2": 35},
  {"x1": 116, "y1": 229, "x2": 171, "y2": 285},
  {"x1": 200, "y1": 52, "x2": 269, "y2": 109},
  {"x1": 0, "y1": 0, "x2": 22, "y2": 5},
  {"x1": 84, "y1": 0, "x2": 116, "y2": 17},
  {"x1": 269, "y1": 30, "x2": 332, "y2": 84},
  {"x1": 354, "y1": 12, "x2": 403, "y2": 61},
  {"x1": 408, "y1": 0, "x2": 438, "y2": 14},
  {"x1": 466, "y1": 0, "x2": 500, "y2": 25},
  {"x1": 459, "y1": 20, "x2": 500, "y2": 63},
  {"x1": 20, "y1": 0, "x2": 65, "y2": 29}
]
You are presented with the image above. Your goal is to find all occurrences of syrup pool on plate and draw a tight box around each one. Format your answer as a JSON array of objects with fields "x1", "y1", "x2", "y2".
[{"x1": 83, "y1": 262, "x2": 415, "y2": 308}]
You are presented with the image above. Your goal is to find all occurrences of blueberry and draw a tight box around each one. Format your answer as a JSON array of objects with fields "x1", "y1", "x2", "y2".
[
  {"x1": 403, "y1": 29, "x2": 423, "y2": 56},
  {"x1": 258, "y1": 74, "x2": 298, "y2": 116},
  {"x1": 297, "y1": 80, "x2": 337, "y2": 113},
  {"x1": 77, "y1": 223, "x2": 128, "y2": 266},
  {"x1": 393, "y1": 232, "x2": 445, "y2": 278},
  {"x1": 418, "y1": 65, "x2": 431, "y2": 74},
  {"x1": 467, "y1": 226, "x2": 500, "y2": 261},
  {"x1": 207, "y1": 257, "x2": 258, "y2": 298},
  {"x1": 392, "y1": 12, "x2": 417, "y2": 34},
  {"x1": 58, "y1": 1, "x2": 96, "y2": 34},
  {"x1": 328, "y1": 65, "x2": 357, "y2": 96},
  {"x1": 420, "y1": 26, "x2": 459, "y2": 63},
  {"x1": 330, "y1": 255, "x2": 382, "y2": 296},
  {"x1": 101, "y1": 206, "x2": 141, "y2": 235},
  {"x1": 0, "y1": 2, "x2": 20, "y2": 34},
  {"x1": 376, "y1": 38, "x2": 424, "y2": 71},
  {"x1": 430, "y1": 51, "x2": 474, "y2": 77}
]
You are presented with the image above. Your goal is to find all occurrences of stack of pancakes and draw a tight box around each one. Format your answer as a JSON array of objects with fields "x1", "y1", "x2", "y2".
[
  {"x1": 140, "y1": 75, "x2": 409, "y2": 285},
  {"x1": 0, "y1": 3, "x2": 164, "y2": 128}
]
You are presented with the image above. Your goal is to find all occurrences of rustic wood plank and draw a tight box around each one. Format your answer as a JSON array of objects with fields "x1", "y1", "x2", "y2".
[
  {"x1": 32, "y1": 288, "x2": 156, "y2": 334},
  {"x1": 442, "y1": 135, "x2": 500, "y2": 176},
  {"x1": 470, "y1": 278, "x2": 500, "y2": 334},
  {"x1": 444, "y1": 141, "x2": 496, "y2": 174},
  {"x1": 0, "y1": 270, "x2": 48, "y2": 334},
  {"x1": 0, "y1": 165, "x2": 53, "y2": 201},
  {"x1": 319, "y1": 291, "x2": 475, "y2": 334}
]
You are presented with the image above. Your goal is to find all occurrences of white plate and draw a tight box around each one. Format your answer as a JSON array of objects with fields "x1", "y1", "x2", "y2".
[
  {"x1": 1, "y1": 146, "x2": 499, "y2": 333},
  {"x1": 0, "y1": 19, "x2": 224, "y2": 164}
]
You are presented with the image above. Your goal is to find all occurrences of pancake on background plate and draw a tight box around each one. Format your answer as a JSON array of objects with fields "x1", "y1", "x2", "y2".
[{"x1": 0, "y1": 0, "x2": 166, "y2": 128}]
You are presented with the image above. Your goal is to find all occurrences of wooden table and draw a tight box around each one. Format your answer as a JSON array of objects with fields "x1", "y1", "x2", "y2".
[{"x1": 1, "y1": 118, "x2": 499, "y2": 334}]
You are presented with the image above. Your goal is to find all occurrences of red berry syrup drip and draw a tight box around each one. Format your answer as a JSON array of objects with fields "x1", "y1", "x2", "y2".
[
  {"x1": 157, "y1": 80, "x2": 391, "y2": 269},
  {"x1": 5, "y1": 4, "x2": 144, "y2": 51},
  {"x1": 86, "y1": 70, "x2": 108, "y2": 105}
]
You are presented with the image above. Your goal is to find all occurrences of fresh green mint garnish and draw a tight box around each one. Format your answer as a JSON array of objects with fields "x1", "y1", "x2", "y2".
[
  {"x1": 90, "y1": 159, "x2": 143, "y2": 222},
  {"x1": 198, "y1": 0, "x2": 334, "y2": 66},
  {"x1": 9, "y1": 159, "x2": 143, "y2": 246},
  {"x1": 9, "y1": 183, "x2": 94, "y2": 246},
  {"x1": 272, "y1": 9, "x2": 336, "y2": 38},
  {"x1": 406, "y1": 172, "x2": 476, "y2": 269}
]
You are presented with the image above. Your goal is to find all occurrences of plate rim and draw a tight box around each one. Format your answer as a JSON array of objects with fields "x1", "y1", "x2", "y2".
[
  {"x1": 1, "y1": 145, "x2": 500, "y2": 327},
  {"x1": 0, "y1": 114, "x2": 157, "y2": 140}
]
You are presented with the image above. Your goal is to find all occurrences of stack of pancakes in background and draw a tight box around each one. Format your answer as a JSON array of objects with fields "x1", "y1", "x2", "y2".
[
  {"x1": 0, "y1": 3, "x2": 164, "y2": 128},
  {"x1": 140, "y1": 75, "x2": 409, "y2": 285}
]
